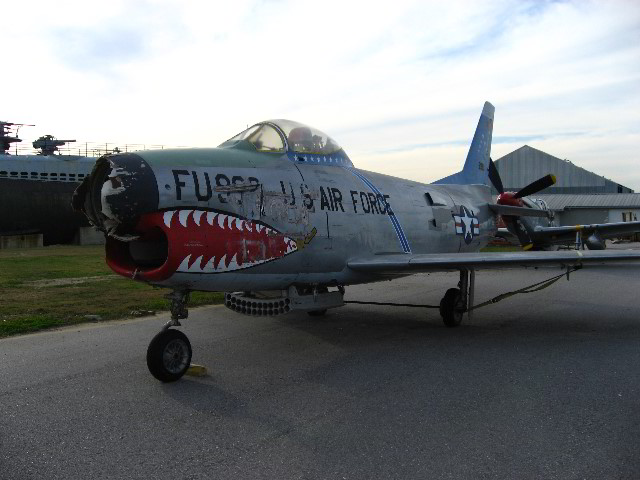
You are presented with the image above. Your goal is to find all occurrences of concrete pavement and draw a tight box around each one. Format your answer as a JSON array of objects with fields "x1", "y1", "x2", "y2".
[{"x1": 1, "y1": 266, "x2": 639, "y2": 479}]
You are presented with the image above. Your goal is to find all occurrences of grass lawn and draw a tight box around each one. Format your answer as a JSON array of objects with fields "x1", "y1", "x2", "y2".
[
  {"x1": 481, "y1": 245, "x2": 521, "y2": 252},
  {"x1": 0, "y1": 245, "x2": 223, "y2": 337},
  {"x1": 0, "y1": 244, "x2": 522, "y2": 338}
]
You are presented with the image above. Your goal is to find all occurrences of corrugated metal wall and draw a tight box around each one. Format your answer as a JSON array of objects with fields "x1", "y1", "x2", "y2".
[
  {"x1": 559, "y1": 209, "x2": 608, "y2": 225},
  {"x1": 493, "y1": 146, "x2": 633, "y2": 194}
]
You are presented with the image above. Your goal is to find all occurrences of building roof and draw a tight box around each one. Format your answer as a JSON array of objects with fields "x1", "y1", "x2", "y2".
[
  {"x1": 535, "y1": 194, "x2": 640, "y2": 210},
  {"x1": 494, "y1": 145, "x2": 633, "y2": 194}
]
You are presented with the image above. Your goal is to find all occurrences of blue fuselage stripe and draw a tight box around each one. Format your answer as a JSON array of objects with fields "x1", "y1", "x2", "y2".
[{"x1": 346, "y1": 168, "x2": 411, "y2": 253}]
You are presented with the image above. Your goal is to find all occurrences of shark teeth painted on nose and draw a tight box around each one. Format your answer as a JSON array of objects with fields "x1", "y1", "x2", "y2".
[
  {"x1": 178, "y1": 210, "x2": 192, "y2": 227},
  {"x1": 163, "y1": 210, "x2": 175, "y2": 228},
  {"x1": 285, "y1": 240, "x2": 296, "y2": 254},
  {"x1": 177, "y1": 254, "x2": 192, "y2": 272},
  {"x1": 157, "y1": 209, "x2": 299, "y2": 275}
]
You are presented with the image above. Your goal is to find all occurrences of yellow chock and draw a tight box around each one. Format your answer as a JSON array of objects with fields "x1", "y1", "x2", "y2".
[{"x1": 186, "y1": 364, "x2": 208, "y2": 377}]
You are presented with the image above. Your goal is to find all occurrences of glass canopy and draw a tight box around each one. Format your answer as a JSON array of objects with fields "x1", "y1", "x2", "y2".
[{"x1": 220, "y1": 120, "x2": 343, "y2": 156}]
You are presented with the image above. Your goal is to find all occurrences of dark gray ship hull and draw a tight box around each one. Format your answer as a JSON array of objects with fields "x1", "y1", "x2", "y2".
[{"x1": 0, "y1": 178, "x2": 91, "y2": 245}]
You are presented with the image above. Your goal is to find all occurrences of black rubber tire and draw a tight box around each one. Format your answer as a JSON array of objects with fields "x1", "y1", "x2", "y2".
[
  {"x1": 307, "y1": 309, "x2": 327, "y2": 317},
  {"x1": 146, "y1": 329, "x2": 192, "y2": 382},
  {"x1": 440, "y1": 288, "x2": 464, "y2": 328}
]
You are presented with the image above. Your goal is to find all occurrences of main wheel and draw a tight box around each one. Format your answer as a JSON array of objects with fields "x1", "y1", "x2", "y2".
[
  {"x1": 146, "y1": 329, "x2": 192, "y2": 382},
  {"x1": 439, "y1": 288, "x2": 465, "y2": 328}
]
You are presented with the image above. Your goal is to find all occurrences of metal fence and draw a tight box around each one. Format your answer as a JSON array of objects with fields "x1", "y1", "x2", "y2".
[{"x1": 7, "y1": 141, "x2": 190, "y2": 157}]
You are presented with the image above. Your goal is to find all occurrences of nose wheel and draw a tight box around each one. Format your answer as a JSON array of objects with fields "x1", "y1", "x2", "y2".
[
  {"x1": 147, "y1": 329, "x2": 192, "y2": 382},
  {"x1": 147, "y1": 289, "x2": 192, "y2": 382}
]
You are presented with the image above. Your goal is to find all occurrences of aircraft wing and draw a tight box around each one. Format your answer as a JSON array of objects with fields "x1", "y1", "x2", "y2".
[
  {"x1": 532, "y1": 221, "x2": 640, "y2": 243},
  {"x1": 347, "y1": 250, "x2": 640, "y2": 275}
]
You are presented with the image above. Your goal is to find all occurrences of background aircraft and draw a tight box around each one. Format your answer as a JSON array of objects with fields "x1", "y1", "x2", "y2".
[
  {"x1": 492, "y1": 181, "x2": 640, "y2": 250},
  {"x1": 73, "y1": 102, "x2": 640, "y2": 382}
]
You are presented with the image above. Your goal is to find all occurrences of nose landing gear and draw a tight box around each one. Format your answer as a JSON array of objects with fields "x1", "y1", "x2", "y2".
[
  {"x1": 147, "y1": 329, "x2": 192, "y2": 382},
  {"x1": 146, "y1": 290, "x2": 192, "y2": 382}
]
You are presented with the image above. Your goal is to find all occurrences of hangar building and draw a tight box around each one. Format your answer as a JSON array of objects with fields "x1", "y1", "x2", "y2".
[
  {"x1": 534, "y1": 194, "x2": 640, "y2": 225},
  {"x1": 493, "y1": 145, "x2": 633, "y2": 194},
  {"x1": 493, "y1": 146, "x2": 640, "y2": 239}
]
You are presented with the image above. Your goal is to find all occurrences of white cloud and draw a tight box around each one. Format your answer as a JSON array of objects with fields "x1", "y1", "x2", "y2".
[{"x1": 2, "y1": 0, "x2": 639, "y2": 188}]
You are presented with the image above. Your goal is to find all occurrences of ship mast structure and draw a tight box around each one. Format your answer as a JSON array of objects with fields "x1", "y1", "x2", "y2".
[{"x1": 1, "y1": 121, "x2": 34, "y2": 155}]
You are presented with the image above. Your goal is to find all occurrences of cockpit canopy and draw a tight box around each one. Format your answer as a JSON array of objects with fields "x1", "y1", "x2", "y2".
[{"x1": 219, "y1": 120, "x2": 345, "y2": 157}]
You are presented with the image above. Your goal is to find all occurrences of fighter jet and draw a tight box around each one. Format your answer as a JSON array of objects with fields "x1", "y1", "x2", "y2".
[{"x1": 73, "y1": 102, "x2": 640, "y2": 382}]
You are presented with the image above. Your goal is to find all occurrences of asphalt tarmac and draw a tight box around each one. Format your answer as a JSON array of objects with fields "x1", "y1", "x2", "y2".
[{"x1": 1, "y1": 266, "x2": 639, "y2": 479}]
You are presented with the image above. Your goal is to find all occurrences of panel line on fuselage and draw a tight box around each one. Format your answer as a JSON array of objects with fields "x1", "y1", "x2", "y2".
[{"x1": 345, "y1": 167, "x2": 412, "y2": 253}]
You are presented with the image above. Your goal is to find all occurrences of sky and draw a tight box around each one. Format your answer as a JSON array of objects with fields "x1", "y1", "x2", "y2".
[{"x1": 3, "y1": 0, "x2": 640, "y2": 189}]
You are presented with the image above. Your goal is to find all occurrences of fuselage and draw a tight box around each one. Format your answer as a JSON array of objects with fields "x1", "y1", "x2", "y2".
[{"x1": 77, "y1": 144, "x2": 496, "y2": 292}]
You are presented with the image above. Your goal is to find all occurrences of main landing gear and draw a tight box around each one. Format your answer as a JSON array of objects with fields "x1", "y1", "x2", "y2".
[
  {"x1": 146, "y1": 290, "x2": 192, "y2": 382},
  {"x1": 439, "y1": 270, "x2": 475, "y2": 328}
]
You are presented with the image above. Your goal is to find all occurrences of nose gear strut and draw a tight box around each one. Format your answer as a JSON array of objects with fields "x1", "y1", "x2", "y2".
[{"x1": 163, "y1": 290, "x2": 190, "y2": 330}]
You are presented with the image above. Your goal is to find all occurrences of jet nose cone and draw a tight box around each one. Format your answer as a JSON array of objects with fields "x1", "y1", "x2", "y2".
[{"x1": 73, "y1": 153, "x2": 159, "y2": 237}]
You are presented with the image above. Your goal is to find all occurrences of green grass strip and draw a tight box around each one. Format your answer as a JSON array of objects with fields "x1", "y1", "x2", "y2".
[{"x1": 0, "y1": 245, "x2": 223, "y2": 337}]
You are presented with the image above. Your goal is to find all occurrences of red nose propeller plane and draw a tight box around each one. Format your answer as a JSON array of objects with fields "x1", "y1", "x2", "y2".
[
  {"x1": 491, "y1": 166, "x2": 640, "y2": 251},
  {"x1": 73, "y1": 102, "x2": 640, "y2": 382}
]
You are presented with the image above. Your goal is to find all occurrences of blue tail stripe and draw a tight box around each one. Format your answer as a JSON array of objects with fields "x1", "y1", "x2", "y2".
[{"x1": 346, "y1": 167, "x2": 411, "y2": 253}]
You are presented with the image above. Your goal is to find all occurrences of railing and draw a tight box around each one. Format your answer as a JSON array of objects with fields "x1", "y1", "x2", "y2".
[{"x1": 4, "y1": 141, "x2": 192, "y2": 157}]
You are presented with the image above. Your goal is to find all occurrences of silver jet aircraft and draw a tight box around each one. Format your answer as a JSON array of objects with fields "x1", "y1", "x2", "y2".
[{"x1": 73, "y1": 102, "x2": 640, "y2": 382}]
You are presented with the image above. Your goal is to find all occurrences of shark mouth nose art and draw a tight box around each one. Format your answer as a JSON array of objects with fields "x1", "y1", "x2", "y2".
[{"x1": 106, "y1": 209, "x2": 298, "y2": 282}]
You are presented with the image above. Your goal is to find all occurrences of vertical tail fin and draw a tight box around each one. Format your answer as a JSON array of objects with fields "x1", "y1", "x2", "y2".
[{"x1": 434, "y1": 101, "x2": 494, "y2": 185}]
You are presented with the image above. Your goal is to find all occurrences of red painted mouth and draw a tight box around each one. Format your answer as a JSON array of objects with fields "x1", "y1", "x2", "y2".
[{"x1": 106, "y1": 209, "x2": 298, "y2": 282}]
